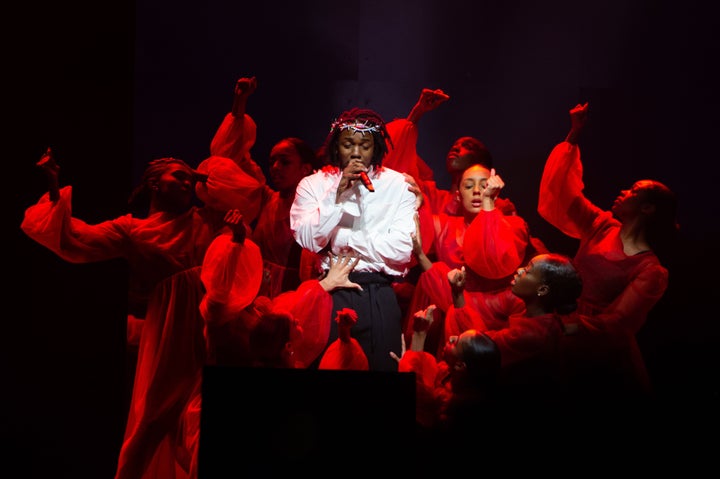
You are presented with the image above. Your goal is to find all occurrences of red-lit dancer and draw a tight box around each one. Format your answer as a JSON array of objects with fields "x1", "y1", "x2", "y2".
[
  {"x1": 444, "y1": 253, "x2": 582, "y2": 402},
  {"x1": 538, "y1": 102, "x2": 679, "y2": 396},
  {"x1": 383, "y1": 87, "x2": 522, "y2": 217},
  {"x1": 207, "y1": 76, "x2": 326, "y2": 298},
  {"x1": 180, "y1": 209, "x2": 363, "y2": 478},
  {"x1": 382, "y1": 87, "x2": 548, "y2": 325},
  {"x1": 21, "y1": 150, "x2": 262, "y2": 479},
  {"x1": 197, "y1": 208, "x2": 362, "y2": 371},
  {"x1": 405, "y1": 163, "x2": 530, "y2": 357},
  {"x1": 391, "y1": 304, "x2": 501, "y2": 435}
]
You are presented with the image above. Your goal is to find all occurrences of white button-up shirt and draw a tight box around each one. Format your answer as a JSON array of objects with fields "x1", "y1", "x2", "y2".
[{"x1": 290, "y1": 165, "x2": 416, "y2": 277}]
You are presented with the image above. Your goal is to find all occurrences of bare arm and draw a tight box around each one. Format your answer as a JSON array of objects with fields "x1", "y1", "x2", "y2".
[
  {"x1": 481, "y1": 168, "x2": 504, "y2": 212},
  {"x1": 411, "y1": 213, "x2": 433, "y2": 272},
  {"x1": 36, "y1": 147, "x2": 60, "y2": 202},
  {"x1": 448, "y1": 267, "x2": 467, "y2": 308},
  {"x1": 223, "y1": 209, "x2": 250, "y2": 244},
  {"x1": 409, "y1": 304, "x2": 435, "y2": 352},
  {"x1": 407, "y1": 88, "x2": 450, "y2": 124},
  {"x1": 565, "y1": 102, "x2": 589, "y2": 145},
  {"x1": 390, "y1": 304, "x2": 436, "y2": 362},
  {"x1": 231, "y1": 76, "x2": 257, "y2": 118}
]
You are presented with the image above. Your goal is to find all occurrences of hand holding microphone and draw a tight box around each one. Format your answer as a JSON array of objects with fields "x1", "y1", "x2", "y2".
[
  {"x1": 338, "y1": 158, "x2": 375, "y2": 194},
  {"x1": 358, "y1": 171, "x2": 374, "y2": 192},
  {"x1": 342, "y1": 159, "x2": 374, "y2": 192}
]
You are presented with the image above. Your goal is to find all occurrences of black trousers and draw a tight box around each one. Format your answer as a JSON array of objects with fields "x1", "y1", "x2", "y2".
[{"x1": 325, "y1": 272, "x2": 403, "y2": 372}]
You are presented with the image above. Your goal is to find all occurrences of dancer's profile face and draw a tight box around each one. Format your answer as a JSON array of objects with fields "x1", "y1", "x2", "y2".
[
  {"x1": 511, "y1": 256, "x2": 546, "y2": 300},
  {"x1": 446, "y1": 137, "x2": 485, "y2": 174},
  {"x1": 611, "y1": 180, "x2": 653, "y2": 220},
  {"x1": 154, "y1": 164, "x2": 194, "y2": 209}
]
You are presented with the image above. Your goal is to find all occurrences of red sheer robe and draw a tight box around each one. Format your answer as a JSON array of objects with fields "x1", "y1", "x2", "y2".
[
  {"x1": 209, "y1": 111, "x2": 324, "y2": 298},
  {"x1": 447, "y1": 305, "x2": 566, "y2": 401},
  {"x1": 404, "y1": 209, "x2": 528, "y2": 357},
  {"x1": 538, "y1": 141, "x2": 668, "y2": 392},
  {"x1": 21, "y1": 187, "x2": 224, "y2": 479},
  {"x1": 179, "y1": 232, "x2": 336, "y2": 478}
]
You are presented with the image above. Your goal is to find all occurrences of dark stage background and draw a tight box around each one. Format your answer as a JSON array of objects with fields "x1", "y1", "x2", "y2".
[{"x1": 8, "y1": 1, "x2": 718, "y2": 477}]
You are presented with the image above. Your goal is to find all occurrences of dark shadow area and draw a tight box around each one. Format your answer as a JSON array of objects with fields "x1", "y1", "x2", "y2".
[{"x1": 199, "y1": 367, "x2": 415, "y2": 476}]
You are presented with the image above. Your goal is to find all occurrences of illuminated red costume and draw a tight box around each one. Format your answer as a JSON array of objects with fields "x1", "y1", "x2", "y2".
[
  {"x1": 538, "y1": 141, "x2": 669, "y2": 392},
  {"x1": 22, "y1": 153, "x2": 263, "y2": 478}
]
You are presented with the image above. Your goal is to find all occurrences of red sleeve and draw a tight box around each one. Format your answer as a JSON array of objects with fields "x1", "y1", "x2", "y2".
[
  {"x1": 445, "y1": 304, "x2": 491, "y2": 342},
  {"x1": 398, "y1": 350, "x2": 438, "y2": 389},
  {"x1": 582, "y1": 262, "x2": 668, "y2": 335},
  {"x1": 21, "y1": 185, "x2": 131, "y2": 263},
  {"x1": 194, "y1": 155, "x2": 266, "y2": 225},
  {"x1": 420, "y1": 181, "x2": 452, "y2": 215},
  {"x1": 405, "y1": 262, "x2": 454, "y2": 324},
  {"x1": 398, "y1": 350, "x2": 442, "y2": 428},
  {"x1": 538, "y1": 141, "x2": 588, "y2": 239},
  {"x1": 464, "y1": 209, "x2": 529, "y2": 279},
  {"x1": 209, "y1": 113, "x2": 265, "y2": 184},
  {"x1": 383, "y1": 119, "x2": 422, "y2": 180},
  {"x1": 272, "y1": 280, "x2": 333, "y2": 368},
  {"x1": 199, "y1": 236, "x2": 264, "y2": 325},
  {"x1": 416, "y1": 155, "x2": 435, "y2": 182},
  {"x1": 485, "y1": 325, "x2": 538, "y2": 367}
]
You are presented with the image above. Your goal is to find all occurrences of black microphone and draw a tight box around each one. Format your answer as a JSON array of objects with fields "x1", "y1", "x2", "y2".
[{"x1": 359, "y1": 171, "x2": 374, "y2": 192}]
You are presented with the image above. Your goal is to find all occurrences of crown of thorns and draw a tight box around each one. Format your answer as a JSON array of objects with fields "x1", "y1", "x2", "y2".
[{"x1": 330, "y1": 118, "x2": 381, "y2": 133}]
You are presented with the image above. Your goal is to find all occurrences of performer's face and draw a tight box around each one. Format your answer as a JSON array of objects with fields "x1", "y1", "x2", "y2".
[{"x1": 337, "y1": 129, "x2": 374, "y2": 169}]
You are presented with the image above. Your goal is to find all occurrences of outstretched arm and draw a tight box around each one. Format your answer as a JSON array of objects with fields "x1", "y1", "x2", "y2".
[
  {"x1": 407, "y1": 88, "x2": 450, "y2": 124},
  {"x1": 537, "y1": 101, "x2": 600, "y2": 240},
  {"x1": 382, "y1": 88, "x2": 447, "y2": 185},
  {"x1": 565, "y1": 102, "x2": 588, "y2": 145},
  {"x1": 209, "y1": 76, "x2": 266, "y2": 183},
  {"x1": 231, "y1": 76, "x2": 257, "y2": 118}
]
